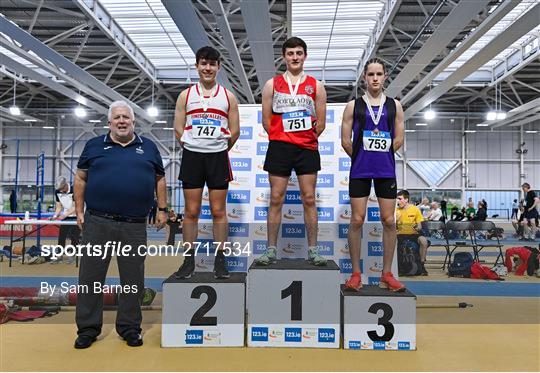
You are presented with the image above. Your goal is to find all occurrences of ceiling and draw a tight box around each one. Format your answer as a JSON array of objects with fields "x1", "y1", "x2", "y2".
[{"x1": 0, "y1": 0, "x2": 538, "y2": 129}]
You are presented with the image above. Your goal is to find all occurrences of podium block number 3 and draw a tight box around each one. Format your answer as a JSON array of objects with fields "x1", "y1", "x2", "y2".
[
  {"x1": 367, "y1": 302, "x2": 394, "y2": 341},
  {"x1": 281, "y1": 281, "x2": 302, "y2": 321},
  {"x1": 190, "y1": 285, "x2": 217, "y2": 326}
]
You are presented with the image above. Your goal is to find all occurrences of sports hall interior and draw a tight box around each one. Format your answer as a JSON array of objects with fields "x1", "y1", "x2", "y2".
[{"x1": 0, "y1": 0, "x2": 539, "y2": 372}]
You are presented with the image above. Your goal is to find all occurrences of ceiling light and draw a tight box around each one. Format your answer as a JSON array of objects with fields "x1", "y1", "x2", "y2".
[
  {"x1": 476, "y1": 123, "x2": 489, "y2": 127},
  {"x1": 9, "y1": 106, "x2": 21, "y2": 116},
  {"x1": 24, "y1": 118, "x2": 37, "y2": 122},
  {"x1": 424, "y1": 109, "x2": 436, "y2": 120},
  {"x1": 486, "y1": 111, "x2": 497, "y2": 121},
  {"x1": 162, "y1": 127, "x2": 174, "y2": 131},
  {"x1": 525, "y1": 130, "x2": 537, "y2": 134},
  {"x1": 103, "y1": 125, "x2": 109, "y2": 129},
  {"x1": 89, "y1": 119, "x2": 101, "y2": 123},
  {"x1": 74, "y1": 107, "x2": 87, "y2": 118},
  {"x1": 405, "y1": 129, "x2": 416, "y2": 133},
  {"x1": 147, "y1": 106, "x2": 159, "y2": 117},
  {"x1": 10, "y1": 79, "x2": 20, "y2": 116},
  {"x1": 42, "y1": 126, "x2": 54, "y2": 129},
  {"x1": 415, "y1": 123, "x2": 428, "y2": 126},
  {"x1": 465, "y1": 130, "x2": 476, "y2": 133},
  {"x1": 496, "y1": 112, "x2": 506, "y2": 120},
  {"x1": 155, "y1": 120, "x2": 167, "y2": 124}
]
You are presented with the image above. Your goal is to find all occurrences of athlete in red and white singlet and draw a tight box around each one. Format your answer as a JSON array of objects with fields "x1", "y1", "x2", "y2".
[
  {"x1": 182, "y1": 82, "x2": 231, "y2": 153},
  {"x1": 268, "y1": 73, "x2": 318, "y2": 150}
]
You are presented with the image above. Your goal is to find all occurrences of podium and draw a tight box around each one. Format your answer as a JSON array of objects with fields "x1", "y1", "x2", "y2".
[
  {"x1": 247, "y1": 259, "x2": 340, "y2": 348},
  {"x1": 341, "y1": 285, "x2": 416, "y2": 350},
  {"x1": 162, "y1": 272, "x2": 246, "y2": 347}
]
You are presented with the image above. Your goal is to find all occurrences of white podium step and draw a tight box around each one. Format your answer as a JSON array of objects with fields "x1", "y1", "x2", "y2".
[
  {"x1": 247, "y1": 259, "x2": 340, "y2": 348},
  {"x1": 162, "y1": 272, "x2": 246, "y2": 347},
  {"x1": 341, "y1": 285, "x2": 416, "y2": 350}
]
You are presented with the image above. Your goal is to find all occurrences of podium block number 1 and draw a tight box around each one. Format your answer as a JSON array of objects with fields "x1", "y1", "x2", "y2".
[{"x1": 281, "y1": 281, "x2": 302, "y2": 321}]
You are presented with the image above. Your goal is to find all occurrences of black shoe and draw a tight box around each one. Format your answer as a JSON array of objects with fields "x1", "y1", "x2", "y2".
[
  {"x1": 174, "y1": 256, "x2": 195, "y2": 279},
  {"x1": 124, "y1": 332, "x2": 143, "y2": 347},
  {"x1": 74, "y1": 335, "x2": 96, "y2": 349},
  {"x1": 213, "y1": 252, "x2": 230, "y2": 279},
  {"x1": 421, "y1": 263, "x2": 428, "y2": 276}
]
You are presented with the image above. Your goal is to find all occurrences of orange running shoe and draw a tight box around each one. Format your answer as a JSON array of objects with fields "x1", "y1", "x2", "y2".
[
  {"x1": 379, "y1": 272, "x2": 405, "y2": 292},
  {"x1": 345, "y1": 272, "x2": 362, "y2": 291}
]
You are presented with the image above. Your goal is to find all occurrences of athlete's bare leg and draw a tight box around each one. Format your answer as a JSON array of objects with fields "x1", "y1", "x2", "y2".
[
  {"x1": 298, "y1": 173, "x2": 318, "y2": 247},
  {"x1": 182, "y1": 188, "x2": 203, "y2": 246},
  {"x1": 348, "y1": 197, "x2": 369, "y2": 273},
  {"x1": 209, "y1": 188, "x2": 228, "y2": 245},
  {"x1": 267, "y1": 174, "x2": 289, "y2": 247}
]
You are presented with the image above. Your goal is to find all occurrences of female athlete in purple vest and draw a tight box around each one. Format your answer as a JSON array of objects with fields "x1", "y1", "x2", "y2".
[{"x1": 341, "y1": 58, "x2": 405, "y2": 292}]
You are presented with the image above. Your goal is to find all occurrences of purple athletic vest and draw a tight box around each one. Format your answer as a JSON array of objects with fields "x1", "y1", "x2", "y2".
[{"x1": 350, "y1": 104, "x2": 396, "y2": 179}]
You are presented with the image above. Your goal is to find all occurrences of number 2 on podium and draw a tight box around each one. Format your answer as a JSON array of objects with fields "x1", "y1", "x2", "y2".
[{"x1": 190, "y1": 285, "x2": 218, "y2": 326}]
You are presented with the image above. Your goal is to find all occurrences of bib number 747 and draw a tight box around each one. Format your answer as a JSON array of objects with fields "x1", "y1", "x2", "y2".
[{"x1": 192, "y1": 117, "x2": 221, "y2": 139}]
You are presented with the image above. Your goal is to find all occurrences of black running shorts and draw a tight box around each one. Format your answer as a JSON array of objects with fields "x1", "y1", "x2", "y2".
[
  {"x1": 179, "y1": 148, "x2": 232, "y2": 190},
  {"x1": 263, "y1": 140, "x2": 320, "y2": 177},
  {"x1": 349, "y1": 178, "x2": 397, "y2": 199}
]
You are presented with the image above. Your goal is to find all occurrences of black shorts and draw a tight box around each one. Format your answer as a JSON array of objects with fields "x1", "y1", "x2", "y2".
[
  {"x1": 179, "y1": 148, "x2": 232, "y2": 190},
  {"x1": 523, "y1": 208, "x2": 539, "y2": 220},
  {"x1": 263, "y1": 140, "x2": 320, "y2": 177},
  {"x1": 349, "y1": 178, "x2": 397, "y2": 199}
]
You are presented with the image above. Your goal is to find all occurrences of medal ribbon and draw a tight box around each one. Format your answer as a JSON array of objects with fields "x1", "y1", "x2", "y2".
[
  {"x1": 198, "y1": 83, "x2": 218, "y2": 112},
  {"x1": 363, "y1": 92, "x2": 386, "y2": 127},
  {"x1": 285, "y1": 72, "x2": 304, "y2": 100}
]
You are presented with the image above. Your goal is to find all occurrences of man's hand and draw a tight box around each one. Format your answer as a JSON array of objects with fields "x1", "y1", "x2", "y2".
[
  {"x1": 57, "y1": 214, "x2": 66, "y2": 221},
  {"x1": 156, "y1": 211, "x2": 167, "y2": 229},
  {"x1": 76, "y1": 212, "x2": 85, "y2": 230}
]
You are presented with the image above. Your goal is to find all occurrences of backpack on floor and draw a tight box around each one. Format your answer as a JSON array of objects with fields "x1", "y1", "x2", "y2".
[
  {"x1": 397, "y1": 238, "x2": 422, "y2": 276},
  {"x1": 448, "y1": 252, "x2": 474, "y2": 277}
]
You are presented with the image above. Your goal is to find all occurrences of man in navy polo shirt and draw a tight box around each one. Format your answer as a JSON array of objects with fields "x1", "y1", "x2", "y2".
[{"x1": 73, "y1": 100, "x2": 167, "y2": 349}]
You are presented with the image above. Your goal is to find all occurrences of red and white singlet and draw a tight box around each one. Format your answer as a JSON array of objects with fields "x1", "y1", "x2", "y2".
[
  {"x1": 181, "y1": 84, "x2": 231, "y2": 153},
  {"x1": 270, "y1": 74, "x2": 318, "y2": 150}
]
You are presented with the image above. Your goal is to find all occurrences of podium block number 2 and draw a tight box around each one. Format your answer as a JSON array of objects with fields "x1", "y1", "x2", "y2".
[
  {"x1": 367, "y1": 302, "x2": 394, "y2": 341},
  {"x1": 281, "y1": 281, "x2": 302, "y2": 321},
  {"x1": 190, "y1": 285, "x2": 217, "y2": 326}
]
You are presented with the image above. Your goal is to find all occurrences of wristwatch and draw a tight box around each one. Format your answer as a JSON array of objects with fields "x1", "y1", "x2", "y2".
[{"x1": 158, "y1": 207, "x2": 169, "y2": 213}]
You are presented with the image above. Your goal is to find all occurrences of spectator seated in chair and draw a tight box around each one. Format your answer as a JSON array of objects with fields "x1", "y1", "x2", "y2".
[
  {"x1": 473, "y1": 201, "x2": 487, "y2": 221},
  {"x1": 427, "y1": 202, "x2": 443, "y2": 222},
  {"x1": 396, "y1": 190, "x2": 430, "y2": 275}
]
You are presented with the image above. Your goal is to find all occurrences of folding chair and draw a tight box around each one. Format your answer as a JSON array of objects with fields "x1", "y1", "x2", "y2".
[
  {"x1": 444, "y1": 221, "x2": 476, "y2": 270},
  {"x1": 421, "y1": 220, "x2": 448, "y2": 269},
  {"x1": 470, "y1": 220, "x2": 504, "y2": 265}
]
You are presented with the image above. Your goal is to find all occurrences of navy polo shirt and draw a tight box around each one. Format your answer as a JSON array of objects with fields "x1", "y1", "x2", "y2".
[{"x1": 77, "y1": 133, "x2": 165, "y2": 218}]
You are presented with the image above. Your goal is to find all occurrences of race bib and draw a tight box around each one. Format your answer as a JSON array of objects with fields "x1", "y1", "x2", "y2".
[
  {"x1": 192, "y1": 117, "x2": 221, "y2": 138},
  {"x1": 363, "y1": 130, "x2": 391, "y2": 152},
  {"x1": 282, "y1": 110, "x2": 312, "y2": 132}
]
